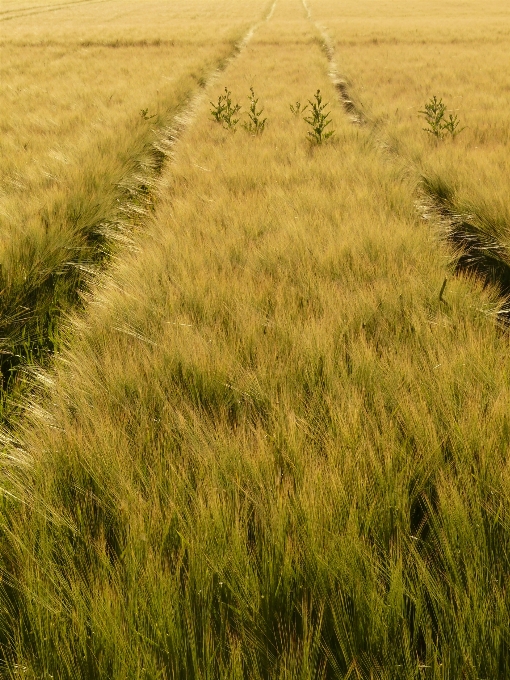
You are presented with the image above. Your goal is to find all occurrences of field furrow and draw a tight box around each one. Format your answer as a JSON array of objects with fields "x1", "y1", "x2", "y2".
[
  {"x1": 307, "y1": 0, "x2": 510, "y2": 317},
  {"x1": 0, "y1": 0, "x2": 266, "y2": 417}
]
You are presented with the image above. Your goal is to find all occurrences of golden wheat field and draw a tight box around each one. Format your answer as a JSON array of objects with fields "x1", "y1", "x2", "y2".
[
  {"x1": 309, "y1": 0, "x2": 510, "y2": 226},
  {"x1": 1, "y1": 0, "x2": 510, "y2": 677},
  {"x1": 0, "y1": 0, "x2": 260, "y2": 240}
]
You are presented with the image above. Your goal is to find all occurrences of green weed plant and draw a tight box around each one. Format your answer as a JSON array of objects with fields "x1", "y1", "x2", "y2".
[
  {"x1": 243, "y1": 87, "x2": 267, "y2": 134},
  {"x1": 140, "y1": 108, "x2": 156, "y2": 121},
  {"x1": 290, "y1": 100, "x2": 307, "y2": 116},
  {"x1": 210, "y1": 87, "x2": 241, "y2": 130},
  {"x1": 303, "y1": 89, "x2": 335, "y2": 144}
]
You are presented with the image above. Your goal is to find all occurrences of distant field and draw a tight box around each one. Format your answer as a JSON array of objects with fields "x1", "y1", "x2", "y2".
[
  {"x1": 0, "y1": 0, "x2": 261, "y2": 251},
  {"x1": 1, "y1": 0, "x2": 510, "y2": 678}
]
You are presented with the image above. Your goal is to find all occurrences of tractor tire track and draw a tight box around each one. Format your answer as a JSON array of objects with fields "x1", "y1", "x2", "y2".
[
  {"x1": 110, "y1": 0, "x2": 277, "y2": 237},
  {"x1": 0, "y1": 2, "x2": 277, "y2": 418},
  {"x1": 418, "y1": 190, "x2": 510, "y2": 321},
  {"x1": 303, "y1": 0, "x2": 510, "y2": 322},
  {"x1": 301, "y1": 0, "x2": 365, "y2": 125}
]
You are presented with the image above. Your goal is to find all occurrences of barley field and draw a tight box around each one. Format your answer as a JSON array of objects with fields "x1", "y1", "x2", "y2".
[
  {"x1": 1, "y1": 0, "x2": 510, "y2": 677},
  {"x1": 309, "y1": 0, "x2": 510, "y2": 298},
  {"x1": 0, "y1": 0, "x2": 261, "y2": 407}
]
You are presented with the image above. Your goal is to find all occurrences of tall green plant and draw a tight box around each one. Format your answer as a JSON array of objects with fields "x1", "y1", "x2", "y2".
[
  {"x1": 243, "y1": 87, "x2": 267, "y2": 134},
  {"x1": 210, "y1": 87, "x2": 241, "y2": 130},
  {"x1": 290, "y1": 100, "x2": 307, "y2": 116},
  {"x1": 303, "y1": 90, "x2": 335, "y2": 144},
  {"x1": 420, "y1": 96, "x2": 463, "y2": 139}
]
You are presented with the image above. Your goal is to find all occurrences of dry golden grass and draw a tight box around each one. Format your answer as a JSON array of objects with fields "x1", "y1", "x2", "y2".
[
  {"x1": 1, "y1": 0, "x2": 257, "y2": 43},
  {"x1": 308, "y1": 0, "x2": 510, "y2": 223},
  {"x1": 0, "y1": 0, "x2": 262, "y2": 255},
  {"x1": 0, "y1": 0, "x2": 265, "y2": 409},
  {"x1": 1, "y1": 0, "x2": 510, "y2": 676}
]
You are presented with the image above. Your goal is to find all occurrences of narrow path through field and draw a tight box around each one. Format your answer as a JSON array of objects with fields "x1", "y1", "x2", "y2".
[
  {"x1": 0, "y1": 2, "x2": 275, "y2": 419},
  {"x1": 302, "y1": 0, "x2": 510, "y2": 319},
  {"x1": 301, "y1": 0, "x2": 365, "y2": 124}
]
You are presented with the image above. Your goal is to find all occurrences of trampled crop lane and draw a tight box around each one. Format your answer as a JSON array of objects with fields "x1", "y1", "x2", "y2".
[
  {"x1": 301, "y1": 0, "x2": 365, "y2": 125},
  {"x1": 303, "y1": 0, "x2": 510, "y2": 319},
  {"x1": 0, "y1": 0, "x2": 272, "y2": 419}
]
